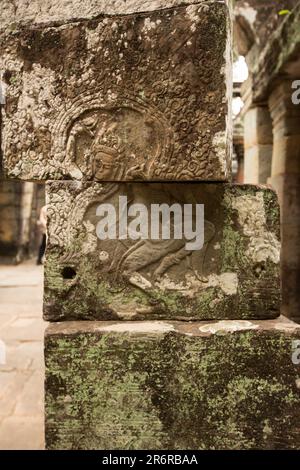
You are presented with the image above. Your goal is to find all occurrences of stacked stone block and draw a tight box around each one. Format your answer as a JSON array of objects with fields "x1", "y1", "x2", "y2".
[
  {"x1": 45, "y1": 318, "x2": 300, "y2": 450},
  {"x1": 1, "y1": 0, "x2": 300, "y2": 450},
  {"x1": 44, "y1": 182, "x2": 280, "y2": 322}
]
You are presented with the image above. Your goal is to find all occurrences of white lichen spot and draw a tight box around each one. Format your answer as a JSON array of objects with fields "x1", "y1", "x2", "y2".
[
  {"x1": 186, "y1": 5, "x2": 200, "y2": 23},
  {"x1": 0, "y1": 53, "x2": 23, "y2": 75},
  {"x1": 86, "y1": 23, "x2": 106, "y2": 50},
  {"x1": 199, "y1": 320, "x2": 259, "y2": 335},
  {"x1": 213, "y1": 131, "x2": 227, "y2": 174},
  {"x1": 69, "y1": 166, "x2": 83, "y2": 180},
  {"x1": 107, "y1": 90, "x2": 118, "y2": 101},
  {"x1": 186, "y1": 3, "x2": 209, "y2": 32},
  {"x1": 143, "y1": 17, "x2": 158, "y2": 33},
  {"x1": 155, "y1": 272, "x2": 237, "y2": 297},
  {"x1": 155, "y1": 275, "x2": 186, "y2": 291},
  {"x1": 99, "y1": 251, "x2": 109, "y2": 263},
  {"x1": 129, "y1": 272, "x2": 152, "y2": 291},
  {"x1": 206, "y1": 273, "x2": 239, "y2": 296},
  {"x1": 82, "y1": 221, "x2": 97, "y2": 254},
  {"x1": 97, "y1": 322, "x2": 175, "y2": 334},
  {"x1": 231, "y1": 192, "x2": 280, "y2": 264}
]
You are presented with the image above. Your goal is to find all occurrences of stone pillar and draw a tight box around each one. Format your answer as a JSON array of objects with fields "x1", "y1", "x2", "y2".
[
  {"x1": 268, "y1": 80, "x2": 300, "y2": 323},
  {"x1": 1, "y1": 0, "x2": 300, "y2": 450},
  {"x1": 0, "y1": 179, "x2": 40, "y2": 263},
  {"x1": 243, "y1": 106, "x2": 273, "y2": 184},
  {"x1": 0, "y1": 180, "x2": 23, "y2": 263}
]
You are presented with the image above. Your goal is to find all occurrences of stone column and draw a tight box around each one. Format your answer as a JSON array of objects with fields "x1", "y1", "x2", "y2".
[
  {"x1": 1, "y1": 0, "x2": 300, "y2": 450},
  {"x1": 0, "y1": 179, "x2": 38, "y2": 263},
  {"x1": 0, "y1": 180, "x2": 23, "y2": 263},
  {"x1": 268, "y1": 80, "x2": 300, "y2": 323},
  {"x1": 243, "y1": 106, "x2": 273, "y2": 184}
]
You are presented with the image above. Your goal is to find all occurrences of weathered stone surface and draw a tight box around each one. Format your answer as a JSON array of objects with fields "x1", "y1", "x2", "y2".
[
  {"x1": 45, "y1": 317, "x2": 300, "y2": 450},
  {"x1": 0, "y1": 1, "x2": 231, "y2": 182},
  {"x1": 0, "y1": 179, "x2": 40, "y2": 263},
  {"x1": 44, "y1": 181, "x2": 280, "y2": 321},
  {"x1": 0, "y1": 0, "x2": 230, "y2": 27}
]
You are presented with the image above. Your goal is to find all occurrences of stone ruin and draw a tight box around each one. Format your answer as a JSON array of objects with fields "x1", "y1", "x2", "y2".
[
  {"x1": 234, "y1": 0, "x2": 300, "y2": 324},
  {"x1": 1, "y1": 0, "x2": 300, "y2": 450}
]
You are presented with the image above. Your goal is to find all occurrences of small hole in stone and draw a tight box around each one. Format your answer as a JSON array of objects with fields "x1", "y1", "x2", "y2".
[
  {"x1": 254, "y1": 263, "x2": 266, "y2": 278},
  {"x1": 61, "y1": 266, "x2": 77, "y2": 280}
]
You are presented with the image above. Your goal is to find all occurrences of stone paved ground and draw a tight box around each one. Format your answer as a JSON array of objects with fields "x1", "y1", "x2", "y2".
[{"x1": 0, "y1": 260, "x2": 46, "y2": 449}]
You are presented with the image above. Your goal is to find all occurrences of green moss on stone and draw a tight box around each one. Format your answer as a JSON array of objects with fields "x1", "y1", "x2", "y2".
[{"x1": 45, "y1": 328, "x2": 300, "y2": 450}]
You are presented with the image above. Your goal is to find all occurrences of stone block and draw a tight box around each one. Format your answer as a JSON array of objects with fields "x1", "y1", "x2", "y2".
[
  {"x1": 45, "y1": 317, "x2": 300, "y2": 450},
  {"x1": 1, "y1": 1, "x2": 231, "y2": 182},
  {"x1": 44, "y1": 181, "x2": 280, "y2": 321}
]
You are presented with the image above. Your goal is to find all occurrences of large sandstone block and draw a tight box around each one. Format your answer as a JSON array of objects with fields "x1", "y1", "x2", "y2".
[
  {"x1": 45, "y1": 317, "x2": 300, "y2": 450},
  {"x1": 44, "y1": 182, "x2": 280, "y2": 321},
  {"x1": 0, "y1": 1, "x2": 231, "y2": 181}
]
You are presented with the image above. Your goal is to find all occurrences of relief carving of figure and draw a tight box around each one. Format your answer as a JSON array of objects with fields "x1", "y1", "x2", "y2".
[
  {"x1": 65, "y1": 104, "x2": 170, "y2": 181},
  {"x1": 84, "y1": 184, "x2": 216, "y2": 292}
]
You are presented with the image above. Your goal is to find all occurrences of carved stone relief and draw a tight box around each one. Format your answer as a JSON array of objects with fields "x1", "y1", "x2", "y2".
[
  {"x1": 44, "y1": 182, "x2": 280, "y2": 321},
  {"x1": 1, "y1": 2, "x2": 231, "y2": 181}
]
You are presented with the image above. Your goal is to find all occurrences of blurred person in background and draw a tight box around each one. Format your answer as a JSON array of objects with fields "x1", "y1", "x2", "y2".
[{"x1": 37, "y1": 205, "x2": 47, "y2": 265}]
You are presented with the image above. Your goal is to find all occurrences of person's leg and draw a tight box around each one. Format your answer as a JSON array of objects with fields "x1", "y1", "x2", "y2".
[{"x1": 37, "y1": 234, "x2": 46, "y2": 265}]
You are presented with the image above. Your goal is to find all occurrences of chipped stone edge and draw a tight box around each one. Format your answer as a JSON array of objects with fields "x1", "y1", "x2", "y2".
[
  {"x1": 224, "y1": 0, "x2": 233, "y2": 180},
  {"x1": 0, "y1": 1, "x2": 231, "y2": 31},
  {"x1": 45, "y1": 316, "x2": 300, "y2": 338}
]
